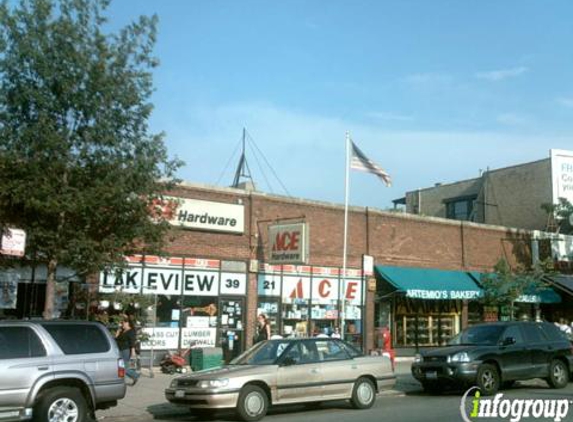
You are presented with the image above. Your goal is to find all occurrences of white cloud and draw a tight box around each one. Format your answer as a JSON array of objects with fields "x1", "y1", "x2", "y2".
[
  {"x1": 403, "y1": 73, "x2": 452, "y2": 86},
  {"x1": 475, "y1": 66, "x2": 529, "y2": 82},
  {"x1": 496, "y1": 113, "x2": 528, "y2": 126},
  {"x1": 557, "y1": 97, "x2": 573, "y2": 108},
  {"x1": 367, "y1": 111, "x2": 414, "y2": 122}
]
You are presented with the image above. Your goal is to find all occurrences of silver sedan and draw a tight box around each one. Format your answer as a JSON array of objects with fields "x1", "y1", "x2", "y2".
[{"x1": 165, "y1": 338, "x2": 395, "y2": 421}]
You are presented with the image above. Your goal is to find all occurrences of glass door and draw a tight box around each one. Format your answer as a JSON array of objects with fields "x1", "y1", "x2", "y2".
[{"x1": 218, "y1": 297, "x2": 245, "y2": 363}]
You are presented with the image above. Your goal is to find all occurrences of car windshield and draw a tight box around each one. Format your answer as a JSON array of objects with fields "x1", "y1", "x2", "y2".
[
  {"x1": 448, "y1": 325, "x2": 506, "y2": 346},
  {"x1": 229, "y1": 340, "x2": 292, "y2": 365}
]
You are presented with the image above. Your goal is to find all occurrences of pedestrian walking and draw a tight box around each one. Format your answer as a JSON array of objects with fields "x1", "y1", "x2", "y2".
[{"x1": 116, "y1": 317, "x2": 140, "y2": 386}]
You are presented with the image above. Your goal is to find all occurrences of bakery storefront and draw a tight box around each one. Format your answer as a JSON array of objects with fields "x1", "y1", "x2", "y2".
[
  {"x1": 375, "y1": 266, "x2": 483, "y2": 349},
  {"x1": 99, "y1": 255, "x2": 248, "y2": 362},
  {"x1": 257, "y1": 264, "x2": 364, "y2": 348}
]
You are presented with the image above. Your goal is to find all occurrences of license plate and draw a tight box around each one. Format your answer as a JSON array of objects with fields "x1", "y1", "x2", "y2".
[
  {"x1": 426, "y1": 371, "x2": 438, "y2": 379},
  {"x1": 175, "y1": 390, "x2": 185, "y2": 398}
]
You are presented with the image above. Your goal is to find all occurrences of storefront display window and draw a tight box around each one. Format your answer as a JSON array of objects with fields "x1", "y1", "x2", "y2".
[
  {"x1": 310, "y1": 275, "x2": 339, "y2": 336},
  {"x1": 394, "y1": 298, "x2": 461, "y2": 347},
  {"x1": 257, "y1": 265, "x2": 365, "y2": 347},
  {"x1": 258, "y1": 300, "x2": 279, "y2": 334},
  {"x1": 98, "y1": 255, "x2": 247, "y2": 354}
]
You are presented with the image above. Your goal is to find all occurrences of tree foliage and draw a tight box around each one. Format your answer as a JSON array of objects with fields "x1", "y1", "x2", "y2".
[
  {"x1": 541, "y1": 198, "x2": 573, "y2": 235},
  {"x1": 480, "y1": 258, "x2": 554, "y2": 318},
  {"x1": 0, "y1": 0, "x2": 182, "y2": 318}
]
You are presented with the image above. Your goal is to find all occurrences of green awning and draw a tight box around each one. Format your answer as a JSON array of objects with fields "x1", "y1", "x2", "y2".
[
  {"x1": 375, "y1": 265, "x2": 482, "y2": 300},
  {"x1": 471, "y1": 272, "x2": 561, "y2": 304}
]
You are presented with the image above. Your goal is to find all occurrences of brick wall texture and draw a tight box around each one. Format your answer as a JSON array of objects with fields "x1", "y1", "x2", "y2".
[{"x1": 161, "y1": 183, "x2": 533, "y2": 350}]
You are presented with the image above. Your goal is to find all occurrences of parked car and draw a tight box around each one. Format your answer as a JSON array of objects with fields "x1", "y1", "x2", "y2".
[
  {"x1": 165, "y1": 338, "x2": 395, "y2": 421},
  {"x1": 411, "y1": 321, "x2": 573, "y2": 395},
  {"x1": 0, "y1": 320, "x2": 127, "y2": 422}
]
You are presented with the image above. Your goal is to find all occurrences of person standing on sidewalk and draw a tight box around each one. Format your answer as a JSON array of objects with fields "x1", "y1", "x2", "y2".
[
  {"x1": 116, "y1": 317, "x2": 140, "y2": 386},
  {"x1": 254, "y1": 314, "x2": 271, "y2": 344}
]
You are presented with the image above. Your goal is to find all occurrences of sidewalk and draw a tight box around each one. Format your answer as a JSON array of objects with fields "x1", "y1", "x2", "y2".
[{"x1": 96, "y1": 362, "x2": 419, "y2": 422}]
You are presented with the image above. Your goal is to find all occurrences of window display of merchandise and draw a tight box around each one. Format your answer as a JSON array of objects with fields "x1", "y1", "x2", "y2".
[
  {"x1": 282, "y1": 300, "x2": 309, "y2": 320},
  {"x1": 395, "y1": 314, "x2": 460, "y2": 346},
  {"x1": 310, "y1": 304, "x2": 338, "y2": 320},
  {"x1": 282, "y1": 301, "x2": 309, "y2": 337},
  {"x1": 258, "y1": 301, "x2": 279, "y2": 334}
]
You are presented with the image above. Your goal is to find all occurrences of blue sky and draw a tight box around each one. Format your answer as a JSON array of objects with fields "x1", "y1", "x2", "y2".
[{"x1": 108, "y1": 1, "x2": 573, "y2": 210}]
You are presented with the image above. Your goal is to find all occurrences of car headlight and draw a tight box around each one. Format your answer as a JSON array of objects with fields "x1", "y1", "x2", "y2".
[
  {"x1": 197, "y1": 378, "x2": 229, "y2": 389},
  {"x1": 414, "y1": 353, "x2": 423, "y2": 363},
  {"x1": 448, "y1": 352, "x2": 470, "y2": 363}
]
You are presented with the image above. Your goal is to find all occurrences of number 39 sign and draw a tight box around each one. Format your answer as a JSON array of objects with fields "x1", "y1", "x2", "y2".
[{"x1": 220, "y1": 272, "x2": 247, "y2": 295}]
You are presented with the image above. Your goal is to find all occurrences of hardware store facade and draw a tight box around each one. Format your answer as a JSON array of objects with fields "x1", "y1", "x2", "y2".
[{"x1": 2, "y1": 181, "x2": 557, "y2": 356}]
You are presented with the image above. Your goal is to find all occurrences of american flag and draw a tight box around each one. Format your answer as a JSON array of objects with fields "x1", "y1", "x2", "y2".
[{"x1": 350, "y1": 141, "x2": 392, "y2": 186}]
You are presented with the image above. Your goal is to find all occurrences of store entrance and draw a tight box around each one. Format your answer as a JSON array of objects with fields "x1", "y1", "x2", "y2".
[{"x1": 218, "y1": 297, "x2": 245, "y2": 363}]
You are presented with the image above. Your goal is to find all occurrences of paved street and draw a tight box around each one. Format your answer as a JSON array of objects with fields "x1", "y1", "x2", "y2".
[{"x1": 96, "y1": 362, "x2": 573, "y2": 422}]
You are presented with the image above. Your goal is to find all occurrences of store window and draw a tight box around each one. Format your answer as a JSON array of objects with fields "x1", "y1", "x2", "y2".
[
  {"x1": 282, "y1": 273, "x2": 310, "y2": 337},
  {"x1": 257, "y1": 266, "x2": 364, "y2": 349},
  {"x1": 257, "y1": 271, "x2": 281, "y2": 336},
  {"x1": 310, "y1": 277, "x2": 339, "y2": 336},
  {"x1": 394, "y1": 298, "x2": 461, "y2": 347},
  {"x1": 97, "y1": 256, "x2": 246, "y2": 353}
]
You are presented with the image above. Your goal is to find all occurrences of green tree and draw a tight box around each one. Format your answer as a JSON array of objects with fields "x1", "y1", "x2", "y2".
[
  {"x1": 480, "y1": 258, "x2": 554, "y2": 320},
  {"x1": 541, "y1": 198, "x2": 573, "y2": 235},
  {"x1": 0, "y1": 0, "x2": 182, "y2": 318}
]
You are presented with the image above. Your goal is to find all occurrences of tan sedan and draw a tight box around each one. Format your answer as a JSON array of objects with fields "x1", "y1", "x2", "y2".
[{"x1": 165, "y1": 338, "x2": 395, "y2": 421}]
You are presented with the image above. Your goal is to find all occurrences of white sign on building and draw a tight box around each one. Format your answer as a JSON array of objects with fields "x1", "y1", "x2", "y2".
[
  {"x1": 551, "y1": 149, "x2": 573, "y2": 205},
  {"x1": 166, "y1": 197, "x2": 244, "y2": 234},
  {"x1": 1, "y1": 228, "x2": 26, "y2": 257}
]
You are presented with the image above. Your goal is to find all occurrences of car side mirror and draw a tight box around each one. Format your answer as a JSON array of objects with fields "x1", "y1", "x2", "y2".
[
  {"x1": 281, "y1": 357, "x2": 297, "y2": 367},
  {"x1": 502, "y1": 337, "x2": 516, "y2": 346}
]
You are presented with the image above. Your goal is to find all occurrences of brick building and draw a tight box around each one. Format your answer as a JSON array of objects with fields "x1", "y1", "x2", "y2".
[
  {"x1": 394, "y1": 149, "x2": 573, "y2": 232},
  {"x1": 2, "y1": 180, "x2": 562, "y2": 358},
  {"x1": 103, "y1": 181, "x2": 539, "y2": 358}
]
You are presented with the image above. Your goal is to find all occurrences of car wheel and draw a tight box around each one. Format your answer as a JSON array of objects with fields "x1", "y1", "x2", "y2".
[
  {"x1": 350, "y1": 377, "x2": 376, "y2": 409},
  {"x1": 236, "y1": 385, "x2": 268, "y2": 422},
  {"x1": 34, "y1": 386, "x2": 88, "y2": 422},
  {"x1": 547, "y1": 359, "x2": 569, "y2": 389},
  {"x1": 421, "y1": 381, "x2": 442, "y2": 394},
  {"x1": 476, "y1": 364, "x2": 499, "y2": 396}
]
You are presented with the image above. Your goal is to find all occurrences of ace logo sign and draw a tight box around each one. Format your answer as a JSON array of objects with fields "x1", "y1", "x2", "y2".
[{"x1": 268, "y1": 223, "x2": 309, "y2": 264}]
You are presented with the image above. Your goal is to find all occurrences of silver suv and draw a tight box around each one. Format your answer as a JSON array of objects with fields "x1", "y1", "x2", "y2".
[{"x1": 0, "y1": 320, "x2": 127, "y2": 422}]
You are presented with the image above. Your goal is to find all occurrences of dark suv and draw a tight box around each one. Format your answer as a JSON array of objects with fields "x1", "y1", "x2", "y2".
[{"x1": 411, "y1": 321, "x2": 573, "y2": 395}]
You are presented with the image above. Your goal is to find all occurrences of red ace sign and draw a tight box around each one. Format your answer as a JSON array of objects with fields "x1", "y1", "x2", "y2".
[{"x1": 268, "y1": 222, "x2": 309, "y2": 264}]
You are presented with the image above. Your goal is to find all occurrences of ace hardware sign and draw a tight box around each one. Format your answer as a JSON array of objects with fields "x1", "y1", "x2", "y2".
[{"x1": 268, "y1": 222, "x2": 309, "y2": 264}]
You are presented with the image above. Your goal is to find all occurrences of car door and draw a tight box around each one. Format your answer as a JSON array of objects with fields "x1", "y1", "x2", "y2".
[
  {"x1": 276, "y1": 342, "x2": 323, "y2": 403},
  {"x1": 497, "y1": 324, "x2": 531, "y2": 381},
  {"x1": 0, "y1": 325, "x2": 51, "y2": 415},
  {"x1": 521, "y1": 323, "x2": 550, "y2": 377},
  {"x1": 315, "y1": 339, "x2": 355, "y2": 399}
]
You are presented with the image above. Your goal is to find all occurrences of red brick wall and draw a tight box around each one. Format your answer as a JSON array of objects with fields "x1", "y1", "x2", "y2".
[{"x1": 160, "y1": 184, "x2": 532, "y2": 351}]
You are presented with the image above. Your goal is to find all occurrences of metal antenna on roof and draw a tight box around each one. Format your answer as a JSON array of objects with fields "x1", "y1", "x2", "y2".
[{"x1": 231, "y1": 128, "x2": 255, "y2": 189}]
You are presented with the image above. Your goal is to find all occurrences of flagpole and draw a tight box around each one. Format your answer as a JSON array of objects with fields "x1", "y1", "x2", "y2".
[{"x1": 341, "y1": 132, "x2": 351, "y2": 339}]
